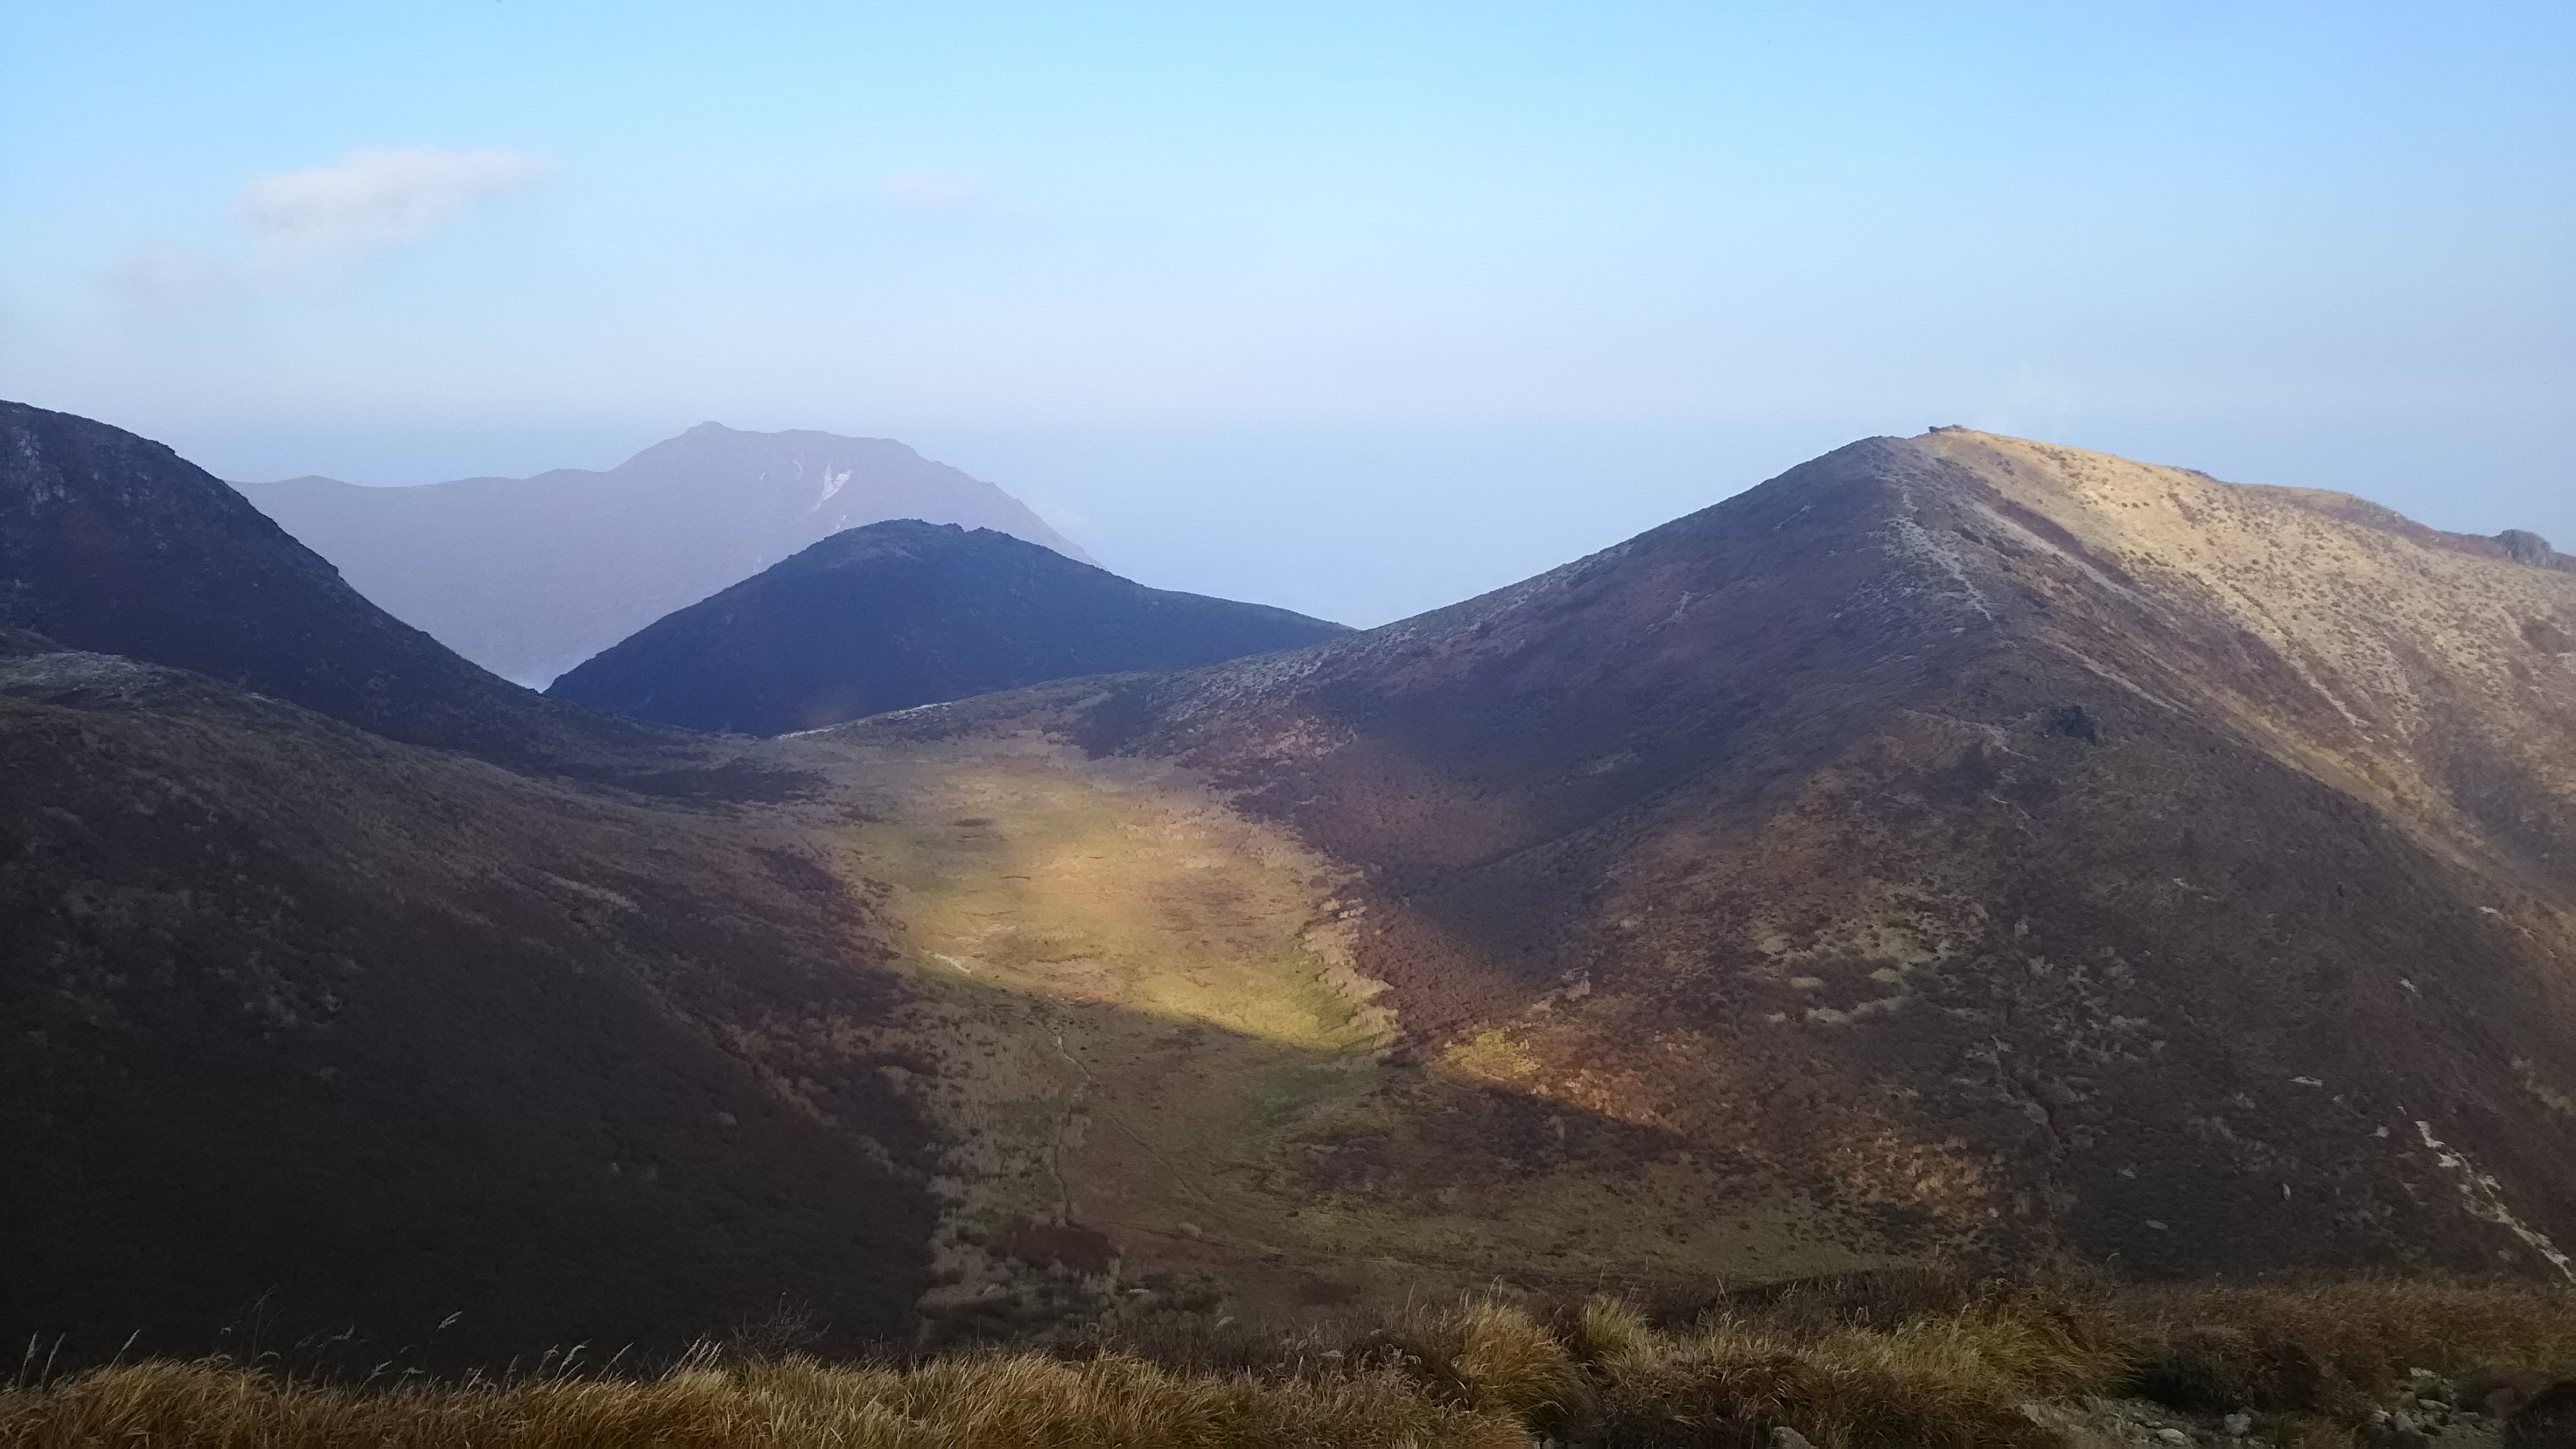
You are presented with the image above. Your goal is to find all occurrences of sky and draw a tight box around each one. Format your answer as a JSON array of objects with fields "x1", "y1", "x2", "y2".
[{"x1": 3, "y1": 1, "x2": 2570, "y2": 626}]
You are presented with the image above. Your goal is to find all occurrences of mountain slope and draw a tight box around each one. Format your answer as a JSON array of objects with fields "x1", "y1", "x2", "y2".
[
  {"x1": 846, "y1": 429, "x2": 2576, "y2": 1289},
  {"x1": 0, "y1": 400, "x2": 647, "y2": 763},
  {"x1": 547, "y1": 521, "x2": 1347, "y2": 735},
  {"x1": 0, "y1": 639, "x2": 936, "y2": 1364},
  {"x1": 0, "y1": 406, "x2": 933, "y2": 1360},
  {"x1": 238, "y1": 425, "x2": 1093, "y2": 684}
]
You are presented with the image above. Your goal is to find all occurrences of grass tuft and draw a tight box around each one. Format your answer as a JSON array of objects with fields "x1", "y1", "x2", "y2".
[
  {"x1": 1571, "y1": 1293, "x2": 1656, "y2": 1364},
  {"x1": 1446, "y1": 1299, "x2": 1582, "y2": 1419}
]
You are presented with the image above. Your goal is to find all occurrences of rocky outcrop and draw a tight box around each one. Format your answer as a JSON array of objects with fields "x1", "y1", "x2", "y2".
[{"x1": 2498, "y1": 529, "x2": 2559, "y2": 569}]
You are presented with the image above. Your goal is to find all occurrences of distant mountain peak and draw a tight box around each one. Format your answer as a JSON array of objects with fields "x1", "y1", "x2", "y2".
[
  {"x1": 235, "y1": 423, "x2": 1091, "y2": 684},
  {"x1": 547, "y1": 517, "x2": 1345, "y2": 735}
]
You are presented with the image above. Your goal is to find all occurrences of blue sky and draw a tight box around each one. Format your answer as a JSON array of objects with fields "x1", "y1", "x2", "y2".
[{"x1": 3, "y1": 1, "x2": 2570, "y2": 624}]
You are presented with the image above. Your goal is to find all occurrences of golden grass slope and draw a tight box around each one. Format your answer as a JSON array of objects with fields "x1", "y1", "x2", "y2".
[{"x1": 1915, "y1": 428, "x2": 2576, "y2": 868}]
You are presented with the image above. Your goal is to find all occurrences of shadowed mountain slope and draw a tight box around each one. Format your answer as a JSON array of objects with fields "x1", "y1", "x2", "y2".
[
  {"x1": 0, "y1": 409, "x2": 932, "y2": 1360},
  {"x1": 238, "y1": 425, "x2": 1093, "y2": 685},
  {"x1": 547, "y1": 521, "x2": 1347, "y2": 735},
  {"x1": 0, "y1": 400, "x2": 653, "y2": 765},
  {"x1": 0, "y1": 637, "x2": 937, "y2": 1364},
  {"x1": 857, "y1": 429, "x2": 2576, "y2": 1285}
]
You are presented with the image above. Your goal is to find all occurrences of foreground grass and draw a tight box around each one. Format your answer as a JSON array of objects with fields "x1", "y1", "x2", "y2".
[
  {"x1": 9, "y1": 1275, "x2": 2576, "y2": 1447},
  {"x1": 0, "y1": 1352, "x2": 1522, "y2": 1449}
]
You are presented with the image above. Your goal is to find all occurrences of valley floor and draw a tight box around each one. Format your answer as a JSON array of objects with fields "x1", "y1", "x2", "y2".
[{"x1": 765, "y1": 727, "x2": 1911, "y2": 1336}]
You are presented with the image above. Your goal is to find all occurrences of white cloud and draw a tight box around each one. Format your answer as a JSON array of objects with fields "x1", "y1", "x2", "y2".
[
  {"x1": 238, "y1": 146, "x2": 549, "y2": 259},
  {"x1": 881, "y1": 167, "x2": 985, "y2": 210}
]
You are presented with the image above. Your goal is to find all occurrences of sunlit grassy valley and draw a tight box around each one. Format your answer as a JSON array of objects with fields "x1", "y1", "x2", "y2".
[{"x1": 772, "y1": 728, "x2": 1902, "y2": 1338}]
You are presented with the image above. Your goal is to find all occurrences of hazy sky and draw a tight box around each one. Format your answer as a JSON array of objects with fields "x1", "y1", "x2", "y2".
[{"x1": 3, "y1": 2, "x2": 2570, "y2": 625}]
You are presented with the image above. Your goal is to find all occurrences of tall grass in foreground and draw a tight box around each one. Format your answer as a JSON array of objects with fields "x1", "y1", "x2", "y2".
[
  {"x1": 7, "y1": 1275, "x2": 2576, "y2": 1448},
  {"x1": 0, "y1": 1352, "x2": 1522, "y2": 1449},
  {"x1": 1560, "y1": 1286, "x2": 2128, "y2": 1448}
]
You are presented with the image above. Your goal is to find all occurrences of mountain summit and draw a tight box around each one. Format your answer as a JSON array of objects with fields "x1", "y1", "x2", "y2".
[
  {"x1": 547, "y1": 519, "x2": 1346, "y2": 734},
  {"x1": 237, "y1": 424, "x2": 1088, "y2": 685}
]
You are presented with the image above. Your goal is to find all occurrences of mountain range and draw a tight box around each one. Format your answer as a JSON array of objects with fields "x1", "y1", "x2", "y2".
[
  {"x1": 236, "y1": 423, "x2": 1091, "y2": 686},
  {"x1": 7, "y1": 402, "x2": 2576, "y2": 1365}
]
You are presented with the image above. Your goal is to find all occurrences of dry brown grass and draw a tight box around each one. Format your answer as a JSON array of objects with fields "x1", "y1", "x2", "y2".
[
  {"x1": 9, "y1": 1276, "x2": 2575, "y2": 1448},
  {"x1": 2123, "y1": 1277, "x2": 2576, "y2": 1419},
  {"x1": 0, "y1": 1350, "x2": 1523, "y2": 1449},
  {"x1": 1438, "y1": 1300, "x2": 1584, "y2": 1419},
  {"x1": 1572, "y1": 1288, "x2": 2131, "y2": 1448}
]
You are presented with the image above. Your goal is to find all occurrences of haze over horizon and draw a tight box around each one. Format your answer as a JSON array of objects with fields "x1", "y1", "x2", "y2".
[{"x1": 3, "y1": 1, "x2": 2569, "y2": 627}]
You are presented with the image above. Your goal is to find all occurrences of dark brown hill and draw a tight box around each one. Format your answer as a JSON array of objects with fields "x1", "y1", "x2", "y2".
[
  {"x1": 0, "y1": 400, "x2": 652, "y2": 765},
  {"x1": 863, "y1": 429, "x2": 2576, "y2": 1285},
  {"x1": 238, "y1": 424, "x2": 1091, "y2": 685},
  {"x1": 0, "y1": 635, "x2": 936, "y2": 1364},
  {"x1": 0, "y1": 407, "x2": 931, "y2": 1361},
  {"x1": 547, "y1": 520, "x2": 1346, "y2": 735}
]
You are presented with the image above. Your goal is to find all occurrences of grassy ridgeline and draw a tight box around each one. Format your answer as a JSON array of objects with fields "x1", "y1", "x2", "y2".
[{"x1": 9, "y1": 1277, "x2": 2576, "y2": 1448}]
